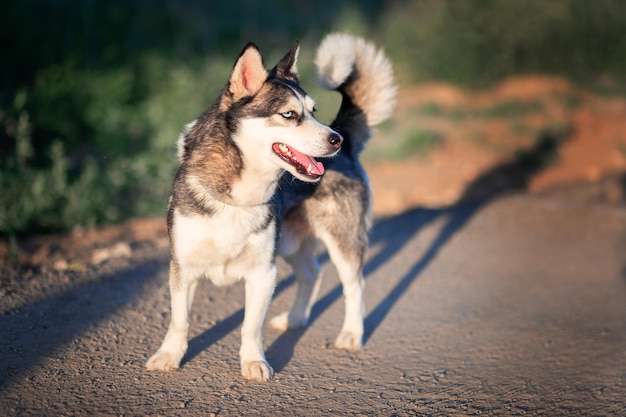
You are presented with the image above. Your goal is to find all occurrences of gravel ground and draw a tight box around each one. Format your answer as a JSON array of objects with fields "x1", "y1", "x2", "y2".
[{"x1": 2, "y1": 182, "x2": 626, "y2": 416}]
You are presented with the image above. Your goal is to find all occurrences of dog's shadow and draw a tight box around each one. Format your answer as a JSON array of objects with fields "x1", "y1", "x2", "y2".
[{"x1": 187, "y1": 130, "x2": 568, "y2": 372}]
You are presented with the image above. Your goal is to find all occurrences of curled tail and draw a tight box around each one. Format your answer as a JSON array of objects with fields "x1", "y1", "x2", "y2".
[{"x1": 315, "y1": 33, "x2": 396, "y2": 154}]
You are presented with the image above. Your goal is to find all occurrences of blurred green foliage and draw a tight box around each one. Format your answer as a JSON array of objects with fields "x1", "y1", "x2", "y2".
[
  {"x1": 383, "y1": 0, "x2": 626, "y2": 85},
  {"x1": 1, "y1": 0, "x2": 625, "y2": 235}
]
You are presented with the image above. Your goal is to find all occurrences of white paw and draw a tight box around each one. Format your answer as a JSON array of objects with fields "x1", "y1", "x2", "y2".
[
  {"x1": 268, "y1": 311, "x2": 307, "y2": 332},
  {"x1": 146, "y1": 350, "x2": 184, "y2": 371},
  {"x1": 241, "y1": 360, "x2": 274, "y2": 381},
  {"x1": 335, "y1": 330, "x2": 363, "y2": 351}
]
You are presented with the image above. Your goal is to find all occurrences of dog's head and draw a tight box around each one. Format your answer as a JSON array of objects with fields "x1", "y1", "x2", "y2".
[{"x1": 220, "y1": 41, "x2": 343, "y2": 183}]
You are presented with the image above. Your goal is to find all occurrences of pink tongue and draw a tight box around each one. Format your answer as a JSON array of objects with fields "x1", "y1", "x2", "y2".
[
  {"x1": 303, "y1": 155, "x2": 325, "y2": 176},
  {"x1": 289, "y1": 147, "x2": 325, "y2": 176}
]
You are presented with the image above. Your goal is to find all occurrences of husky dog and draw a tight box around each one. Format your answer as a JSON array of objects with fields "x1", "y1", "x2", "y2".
[{"x1": 146, "y1": 33, "x2": 396, "y2": 381}]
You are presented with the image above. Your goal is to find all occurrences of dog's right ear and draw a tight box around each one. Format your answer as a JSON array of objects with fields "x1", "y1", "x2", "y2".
[{"x1": 228, "y1": 43, "x2": 268, "y2": 101}]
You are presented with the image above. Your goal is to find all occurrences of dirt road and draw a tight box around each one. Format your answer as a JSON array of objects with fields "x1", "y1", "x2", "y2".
[{"x1": 2, "y1": 179, "x2": 625, "y2": 416}]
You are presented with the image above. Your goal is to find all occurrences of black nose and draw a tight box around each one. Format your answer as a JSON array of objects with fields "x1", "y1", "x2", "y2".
[{"x1": 328, "y1": 132, "x2": 343, "y2": 150}]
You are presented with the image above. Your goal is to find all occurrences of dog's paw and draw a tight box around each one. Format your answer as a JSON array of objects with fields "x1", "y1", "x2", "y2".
[
  {"x1": 268, "y1": 311, "x2": 307, "y2": 332},
  {"x1": 241, "y1": 360, "x2": 274, "y2": 382},
  {"x1": 146, "y1": 350, "x2": 183, "y2": 371},
  {"x1": 335, "y1": 330, "x2": 363, "y2": 351}
]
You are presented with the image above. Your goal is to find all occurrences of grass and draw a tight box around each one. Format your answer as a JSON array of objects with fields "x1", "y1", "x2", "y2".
[
  {"x1": 364, "y1": 127, "x2": 440, "y2": 162},
  {"x1": 418, "y1": 102, "x2": 445, "y2": 117},
  {"x1": 397, "y1": 129, "x2": 441, "y2": 159}
]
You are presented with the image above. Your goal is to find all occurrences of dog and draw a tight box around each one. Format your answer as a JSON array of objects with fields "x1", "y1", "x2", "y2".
[{"x1": 146, "y1": 33, "x2": 396, "y2": 381}]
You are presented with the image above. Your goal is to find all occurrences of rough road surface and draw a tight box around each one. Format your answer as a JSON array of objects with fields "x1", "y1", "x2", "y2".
[{"x1": 2, "y1": 181, "x2": 626, "y2": 416}]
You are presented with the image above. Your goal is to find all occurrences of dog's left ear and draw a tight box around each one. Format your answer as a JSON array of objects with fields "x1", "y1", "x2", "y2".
[{"x1": 273, "y1": 41, "x2": 300, "y2": 80}]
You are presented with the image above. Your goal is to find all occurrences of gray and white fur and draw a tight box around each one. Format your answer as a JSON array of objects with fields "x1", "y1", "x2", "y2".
[
  {"x1": 146, "y1": 33, "x2": 396, "y2": 381},
  {"x1": 270, "y1": 33, "x2": 396, "y2": 348}
]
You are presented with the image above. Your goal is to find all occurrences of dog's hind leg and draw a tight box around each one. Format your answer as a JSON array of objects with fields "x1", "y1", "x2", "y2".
[
  {"x1": 146, "y1": 263, "x2": 197, "y2": 371},
  {"x1": 321, "y1": 233, "x2": 366, "y2": 351},
  {"x1": 269, "y1": 238, "x2": 322, "y2": 331}
]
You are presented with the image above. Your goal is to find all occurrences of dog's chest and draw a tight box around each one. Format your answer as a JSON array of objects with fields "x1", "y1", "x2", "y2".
[{"x1": 171, "y1": 205, "x2": 275, "y2": 285}]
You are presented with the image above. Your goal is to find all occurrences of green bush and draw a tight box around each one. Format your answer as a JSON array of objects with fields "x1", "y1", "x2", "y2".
[
  {"x1": 0, "y1": 110, "x2": 108, "y2": 233},
  {"x1": 2, "y1": 0, "x2": 625, "y2": 235},
  {"x1": 0, "y1": 55, "x2": 237, "y2": 235},
  {"x1": 1, "y1": 0, "x2": 385, "y2": 235}
]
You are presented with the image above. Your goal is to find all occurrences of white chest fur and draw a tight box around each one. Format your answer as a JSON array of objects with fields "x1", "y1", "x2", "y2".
[{"x1": 171, "y1": 204, "x2": 275, "y2": 286}]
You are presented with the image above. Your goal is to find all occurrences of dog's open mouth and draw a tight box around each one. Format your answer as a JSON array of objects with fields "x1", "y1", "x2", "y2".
[{"x1": 272, "y1": 143, "x2": 325, "y2": 179}]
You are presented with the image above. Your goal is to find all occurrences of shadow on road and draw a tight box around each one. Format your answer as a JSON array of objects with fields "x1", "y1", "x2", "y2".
[
  {"x1": 184, "y1": 275, "x2": 300, "y2": 366},
  {"x1": 0, "y1": 258, "x2": 164, "y2": 388},
  {"x1": 363, "y1": 129, "x2": 568, "y2": 343},
  {"x1": 1, "y1": 131, "x2": 569, "y2": 383},
  {"x1": 267, "y1": 129, "x2": 569, "y2": 372}
]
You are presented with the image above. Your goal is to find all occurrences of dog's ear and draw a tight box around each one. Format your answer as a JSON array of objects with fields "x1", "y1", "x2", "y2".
[
  {"x1": 273, "y1": 41, "x2": 300, "y2": 80},
  {"x1": 228, "y1": 43, "x2": 268, "y2": 100}
]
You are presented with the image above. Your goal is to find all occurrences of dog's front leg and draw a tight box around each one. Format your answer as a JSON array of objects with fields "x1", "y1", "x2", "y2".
[
  {"x1": 146, "y1": 263, "x2": 197, "y2": 371},
  {"x1": 240, "y1": 266, "x2": 276, "y2": 381}
]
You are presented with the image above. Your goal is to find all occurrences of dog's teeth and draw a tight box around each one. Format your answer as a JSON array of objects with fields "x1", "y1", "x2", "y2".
[{"x1": 279, "y1": 144, "x2": 289, "y2": 153}]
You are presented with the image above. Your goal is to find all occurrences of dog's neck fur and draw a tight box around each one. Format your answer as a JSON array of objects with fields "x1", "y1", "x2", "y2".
[
  {"x1": 200, "y1": 168, "x2": 281, "y2": 208},
  {"x1": 183, "y1": 146, "x2": 283, "y2": 209},
  {"x1": 176, "y1": 41, "x2": 303, "y2": 210},
  {"x1": 229, "y1": 153, "x2": 282, "y2": 206}
]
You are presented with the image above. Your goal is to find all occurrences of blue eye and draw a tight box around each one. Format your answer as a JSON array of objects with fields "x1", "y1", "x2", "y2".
[{"x1": 281, "y1": 111, "x2": 294, "y2": 119}]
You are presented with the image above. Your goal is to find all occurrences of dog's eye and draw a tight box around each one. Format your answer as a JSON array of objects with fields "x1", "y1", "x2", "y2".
[
  {"x1": 280, "y1": 111, "x2": 294, "y2": 119},
  {"x1": 312, "y1": 105, "x2": 317, "y2": 113}
]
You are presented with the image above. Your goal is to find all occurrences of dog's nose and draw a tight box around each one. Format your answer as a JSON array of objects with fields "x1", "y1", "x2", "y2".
[{"x1": 328, "y1": 132, "x2": 343, "y2": 150}]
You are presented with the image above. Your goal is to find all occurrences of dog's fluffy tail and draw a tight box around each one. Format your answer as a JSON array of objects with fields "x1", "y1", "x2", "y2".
[{"x1": 315, "y1": 33, "x2": 396, "y2": 154}]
